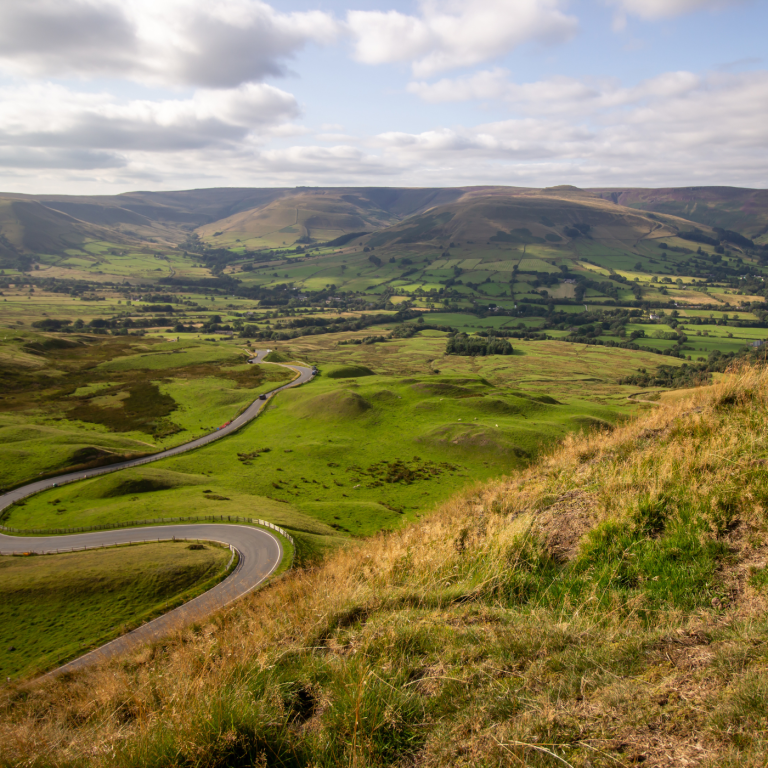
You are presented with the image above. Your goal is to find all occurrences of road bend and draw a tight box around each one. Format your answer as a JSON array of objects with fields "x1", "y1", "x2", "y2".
[{"x1": 0, "y1": 350, "x2": 314, "y2": 677}]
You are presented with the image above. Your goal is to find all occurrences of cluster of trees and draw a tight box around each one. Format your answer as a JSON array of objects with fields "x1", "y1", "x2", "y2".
[
  {"x1": 338, "y1": 335, "x2": 388, "y2": 345},
  {"x1": 446, "y1": 334, "x2": 514, "y2": 356},
  {"x1": 389, "y1": 320, "x2": 455, "y2": 338},
  {"x1": 240, "y1": 309, "x2": 424, "y2": 341},
  {"x1": 620, "y1": 347, "x2": 768, "y2": 389},
  {"x1": 33, "y1": 316, "x2": 175, "y2": 334},
  {"x1": 563, "y1": 223, "x2": 592, "y2": 239}
]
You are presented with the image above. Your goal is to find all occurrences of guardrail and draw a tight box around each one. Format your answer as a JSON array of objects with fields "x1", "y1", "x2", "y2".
[{"x1": 1, "y1": 513, "x2": 294, "y2": 542}]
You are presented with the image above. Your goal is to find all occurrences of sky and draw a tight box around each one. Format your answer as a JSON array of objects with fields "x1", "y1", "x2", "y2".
[{"x1": 0, "y1": 0, "x2": 766, "y2": 194}]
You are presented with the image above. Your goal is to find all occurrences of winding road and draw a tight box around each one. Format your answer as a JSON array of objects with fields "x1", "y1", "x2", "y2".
[{"x1": 0, "y1": 350, "x2": 314, "y2": 677}]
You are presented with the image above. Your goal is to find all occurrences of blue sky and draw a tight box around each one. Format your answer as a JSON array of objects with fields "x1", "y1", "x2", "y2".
[{"x1": 0, "y1": 0, "x2": 765, "y2": 194}]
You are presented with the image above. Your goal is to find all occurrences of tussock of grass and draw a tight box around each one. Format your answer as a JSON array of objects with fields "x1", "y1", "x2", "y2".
[{"x1": 3, "y1": 367, "x2": 768, "y2": 766}]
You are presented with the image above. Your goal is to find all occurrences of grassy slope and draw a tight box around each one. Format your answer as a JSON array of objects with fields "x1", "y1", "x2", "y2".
[
  {"x1": 6, "y1": 364, "x2": 620, "y2": 543},
  {"x1": 0, "y1": 541, "x2": 230, "y2": 679},
  {"x1": 593, "y1": 186, "x2": 768, "y2": 239},
  {"x1": 0, "y1": 335, "x2": 292, "y2": 489},
  {"x1": 4, "y1": 366, "x2": 768, "y2": 766},
  {"x1": 196, "y1": 191, "x2": 395, "y2": 250}
]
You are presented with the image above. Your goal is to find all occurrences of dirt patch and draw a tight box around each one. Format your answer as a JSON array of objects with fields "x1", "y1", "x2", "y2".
[{"x1": 533, "y1": 490, "x2": 600, "y2": 562}]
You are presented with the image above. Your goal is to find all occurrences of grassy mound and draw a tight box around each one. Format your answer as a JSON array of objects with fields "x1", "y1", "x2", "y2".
[
  {"x1": 322, "y1": 364, "x2": 375, "y2": 378},
  {"x1": 418, "y1": 422, "x2": 531, "y2": 458},
  {"x1": 91, "y1": 468, "x2": 205, "y2": 499},
  {"x1": 8, "y1": 366, "x2": 768, "y2": 766},
  {"x1": 263, "y1": 350, "x2": 292, "y2": 363},
  {"x1": 294, "y1": 389, "x2": 372, "y2": 420},
  {"x1": 0, "y1": 541, "x2": 230, "y2": 679}
]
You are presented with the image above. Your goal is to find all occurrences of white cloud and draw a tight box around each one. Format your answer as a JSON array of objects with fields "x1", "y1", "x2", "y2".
[
  {"x1": 0, "y1": 0, "x2": 340, "y2": 88},
  {"x1": 609, "y1": 0, "x2": 747, "y2": 20},
  {"x1": 408, "y1": 69, "x2": 703, "y2": 114},
  {"x1": 6, "y1": 69, "x2": 768, "y2": 190},
  {"x1": 0, "y1": 83, "x2": 299, "y2": 167},
  {"x1": 347, "y1": 0, "x2": 577, "y2": 78},
  {"x1": 259, "y1": 145, "x2": 398, "y2": 175},
  {"x1": 387, "y1": 70, "x2": 768, "y2": 186},
  {"x1": 608, "y1": 0, "x2": 750, "y2": 31}
]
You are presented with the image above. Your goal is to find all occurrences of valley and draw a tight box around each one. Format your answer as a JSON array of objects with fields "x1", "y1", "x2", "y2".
[{"x1": 1, "y1": 183, "x2": 767, "y2": 685}]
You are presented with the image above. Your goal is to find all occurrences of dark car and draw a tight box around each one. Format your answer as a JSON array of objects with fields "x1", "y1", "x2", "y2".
[{"x1": 259, "y1": 394, "x2": 267, "y2": 400}]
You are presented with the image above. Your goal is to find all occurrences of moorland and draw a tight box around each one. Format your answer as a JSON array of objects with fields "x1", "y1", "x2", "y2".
[{"x1": 1, "y1": 183, "x2": 768, "y2": 764}]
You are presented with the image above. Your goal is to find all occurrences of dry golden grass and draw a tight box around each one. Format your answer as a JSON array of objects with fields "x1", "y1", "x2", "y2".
[{"x1": 3, "y1": 365, "x2": 768, "y2": 767}]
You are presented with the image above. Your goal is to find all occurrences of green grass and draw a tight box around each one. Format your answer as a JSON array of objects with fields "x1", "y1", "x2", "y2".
[
  {"x1": 96, "y1": 341, "x2": 244, "y2": 372},
  {"x1": 7, "y1": 359, "x2": 624, "y2": 549},
  {"x1": 0, "y1": 335, "x2": 293, "y2": 489},
  {"x1": 0, "y1": 541, "x2": 231, "y2": 679}
]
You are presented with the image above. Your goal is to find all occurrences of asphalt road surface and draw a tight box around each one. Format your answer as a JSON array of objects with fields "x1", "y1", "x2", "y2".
[{"x1": 0, "y1": 350, "x2": 313, "y2": 677}]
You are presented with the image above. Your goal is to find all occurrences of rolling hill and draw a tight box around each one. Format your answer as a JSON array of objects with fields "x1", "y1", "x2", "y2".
[
  {"x1": 591, "y1": 185, "x2": 768, "y2": 243},
  {"x1": 365, "y1": 186, "x2": 687, "y2": 249},
  {"x1": 0, "y1": 184, "x2": 765, "y2": 281}
]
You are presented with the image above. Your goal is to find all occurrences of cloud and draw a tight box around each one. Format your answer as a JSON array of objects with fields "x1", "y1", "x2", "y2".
[
  {"x1": 0, "y1": 148, "x2": 126, "y2": 170},
  {"x1": 386, "y1": 70, "x2": 768, "y2": 186},
  {"x1": 608, "y1": 0, "x2": 750, "y2": 30},
  {"x1": 408, "y1": 68, "x2": 597, "y2": 106},
  {"x1": 408, "y1": 69, "x2": 702, "y2": 114},
  {"x1": 347, "y1": 0, "x2": 577, "y2": 78},
  {"x1": 0, "y1": 83, "x2": 299, "y2": 168},
  {"x1": 0, "y1": 0, "x2": 340, "y2": 88},
  {"x1": 259, "y1": 145, "x2": 399, "y2": 175}
]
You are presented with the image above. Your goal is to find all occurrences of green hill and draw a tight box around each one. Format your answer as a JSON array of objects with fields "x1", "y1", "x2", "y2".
[{"x1": 366, "y1": 186, "x2": 715, "y2": 249}]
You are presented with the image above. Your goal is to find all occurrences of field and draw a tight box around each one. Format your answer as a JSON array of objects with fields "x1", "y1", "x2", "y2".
[
  {"x1": 0, "y1": 333, "x2": 293, "y2": 489},
  {"x1": 6, "y1": 355, "x2": 624, "y2": 552},
  {"x1": 0, "y1": 541, "x2": 230, "y2": 679},
  {"x1": 6, "y1": 331, "x2": 679, "y2": 559}
]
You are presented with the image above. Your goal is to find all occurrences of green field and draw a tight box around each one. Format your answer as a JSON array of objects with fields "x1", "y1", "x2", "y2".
[
  {"x1": 7, "y1": 337, "x2": 668, "y2": 558},
  {"x1": 0, "y1": 541, "x2": 231, "y2": 679},
  {"x1": 0, "y1": 334, "x2": 293, "y2": 489}
]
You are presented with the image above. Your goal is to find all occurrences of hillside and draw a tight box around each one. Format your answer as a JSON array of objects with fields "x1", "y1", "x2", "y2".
[
  {"x1": 194, "y1": 187, "x2": 476, "y2": 250},
  {"x1": 365, "y1": 186, "x2": 686, "y2": 248},
  {"x1": 0, "y1": 198, "x2": 143, "y2": 270},
  {"x1": 195, "y1": 190, "x2": 397, "y2": 250},
  {"x1": 0, "y1": 187, "x2": 469, "y2": 267},
  {"x1": 1, "y1": 185, "x2": 765, "y2": 286},
  {"x1": 591, "y1": 186, "x2": 768, "y2": 243},
  {"x1": 4, "y1": 365, "x2": 768, "y2": 767}
]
